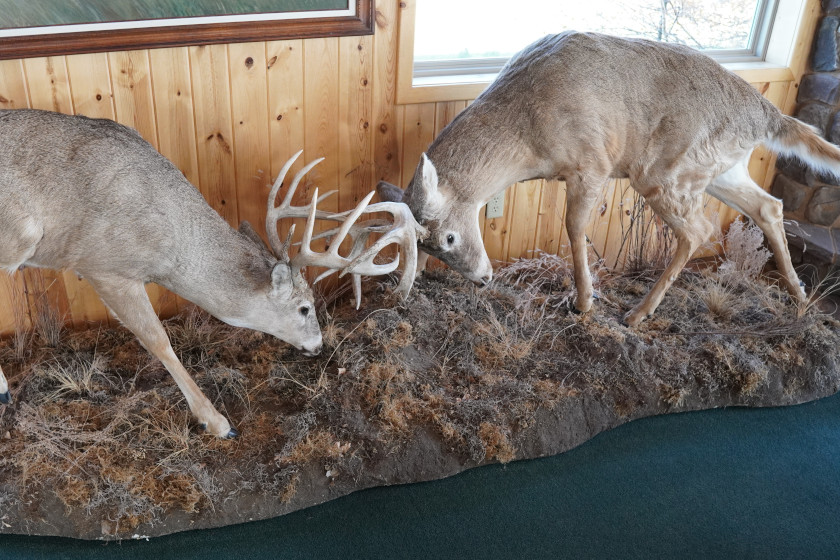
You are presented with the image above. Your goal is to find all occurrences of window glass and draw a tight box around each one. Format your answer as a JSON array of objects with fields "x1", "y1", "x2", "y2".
[{"x1": 415, "y1": 0, "x2": 765, "y2": 63}]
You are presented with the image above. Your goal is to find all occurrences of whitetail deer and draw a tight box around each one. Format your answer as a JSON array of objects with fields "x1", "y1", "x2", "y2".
[
  {"x1": 0, "y1": 109, "x2": 425, "y2": 437},
  {"x1": 379, "y1": 32, "x2": 840, "y2": 325}
]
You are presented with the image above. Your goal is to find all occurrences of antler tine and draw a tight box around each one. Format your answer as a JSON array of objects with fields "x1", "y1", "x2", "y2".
[
  {"x1": 342, "y1": 201, "x2": 427, "y2": 297},
  {"x1": 266, "y1": 154, "x2": 327, "y2": 260},
  {"x1": 266, "y1": 152, "x2": 428, "y2": 305},
  {"x1": 282, "y1": 157, "x2": 326, "y2": 209},
  {"x1": 266, "y1": 150, "x2": 303, "y2": 258},
  {"x1": 290, "y1": 190, "x2": 377, "y2": 277}
]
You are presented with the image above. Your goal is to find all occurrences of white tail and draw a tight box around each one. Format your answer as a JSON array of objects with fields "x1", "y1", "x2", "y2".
[
  {"x1": 378, "y1": 32, "x2": 823, "y2": 325},
  {"x1": 0, "y1": 109, "x2": 424, "y2": 437}
]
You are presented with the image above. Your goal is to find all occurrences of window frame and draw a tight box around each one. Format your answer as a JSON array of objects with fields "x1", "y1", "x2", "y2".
[
  {"x1": 0, "y1": 0, "x2": 373, "y2": 61},
  {"x1": 396, "y1": 0, "x2": 814, "y2": 105}
]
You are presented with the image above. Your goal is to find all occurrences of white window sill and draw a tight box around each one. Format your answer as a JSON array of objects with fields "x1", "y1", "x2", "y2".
[{"x1": 399, "y1": 61, "x2": 794, "y2": 105}]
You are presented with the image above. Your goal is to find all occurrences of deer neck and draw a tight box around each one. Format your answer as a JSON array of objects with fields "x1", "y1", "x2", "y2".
[
  {"x1": 428, "y1": 104, "x2": 538, "y2": 200},
  {"x1": 158, "y1": 220, "x2": 274, "y2": 315}
]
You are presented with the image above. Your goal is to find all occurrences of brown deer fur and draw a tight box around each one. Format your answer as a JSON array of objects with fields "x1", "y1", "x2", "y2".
[{"x1": 379, "y1": 32, "x2": 840, "y2": 325}]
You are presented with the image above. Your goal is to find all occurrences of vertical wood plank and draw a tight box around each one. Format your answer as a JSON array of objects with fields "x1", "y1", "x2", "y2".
[
  {"x1": 0, "y1": 274, "x2": 30, "y2": 335},
  {"x1": 149, "y1": 48, "x2": 200, "y2": 186},
  {"x1": 601, "y1": 179, "x2": 634, "y2": 269},
  {"x1": 23, "y1": 56, "x2": 74, "y2": 114},
  {"x1": 0, "y1": 59, "x2": 28, "y2": 109},
  {"x1": 266, "y1": 39, "x2": 305, "y2": 251},
  {"x1": 66, "y1": 52, "x2": 116, "y2": 118},
  {"x1": 400, "y1": 102, "x2": 436, "y2": 187},
  {"x1": 338, "y1": 35, "x2": 376, "y2": 279},
  {"x1": 584, "y1": 180, "x2": 616, "y2": 263},
  {"x1": 372, "y1": 0, "x2": 402, "y2": 185},
  {"x1": 190, "y1": 44, "x2": 238, "y2": 224},
  {"x1": 109, "y1": 50, "x2": 159, "y2": 147},
  {"x1": 229, "y1": 42, "x2": 272, "y2": 231},
  {"x1": 303, "y1": 38, "x2": 340, "y2": 208},
  {"x1": 303, "y1": 37, "x2": 340, "y2": 283},
  {"x1": 506, "y1": 180, "x2": 542, "y2": 261},
  {"x1": 338, "y1": 35, "x2": 374, "y2": 211},
  {"x1": 534, "y1": 180, "x2": 567, "y2": 258}
]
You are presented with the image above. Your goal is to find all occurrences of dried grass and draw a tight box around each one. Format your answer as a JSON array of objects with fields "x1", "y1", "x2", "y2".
[{"x1": 0, "y1": 248, "x2": 836, "y2": 538}]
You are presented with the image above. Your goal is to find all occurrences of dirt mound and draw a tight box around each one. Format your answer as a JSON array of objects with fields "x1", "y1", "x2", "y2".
[{"x1": 1, "y1": 255, "x2": 838, "y2": 540}]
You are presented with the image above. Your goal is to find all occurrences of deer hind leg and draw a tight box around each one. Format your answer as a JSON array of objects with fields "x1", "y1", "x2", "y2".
[
  {"x1": 0, "y1": 364, "x2": 10, "y2": 404},
  {"x1": 0, "y1": 216, "x2": 43, "y2": 405},
  {"x1": 87, "y1": 277, "x2": 237, "y2": 439},
  {"x1": 623, "y1": 190, "x2": 714, "y2": 327},
  {"x1": 565, "y1": 175, "x2": 608, "y2": 313},
  {"x1": 706, "y1": 159, "x2": 806, "y2": 302}
]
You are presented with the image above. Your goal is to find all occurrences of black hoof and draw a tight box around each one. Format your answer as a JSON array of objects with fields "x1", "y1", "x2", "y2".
[
  {"x1": 225, "y1": 428, "x2": 239, "y2": 439},
  {"x1": 0, "y1": 391, "x2": 10, "y2": 405},
  {"x1": 570, "y1": 307, "x2": 582, "y2": 315}
]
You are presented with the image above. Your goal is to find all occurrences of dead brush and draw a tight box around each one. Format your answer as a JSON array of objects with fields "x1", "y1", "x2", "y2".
[
  {"x1": 495, "y1": 251, "x2": 575, "y2": 318},
  {"x1": 164, "y1": 307, "x2": 241, "y2": 370},
  {"x1": 471, "y1": 301, "x2": 535, "y2": 369},
  {"x1": 33, "y1": 353, "x2": 111, "y2": 402},
  {"x1": 612, "y1": 188, "x2": 676, "y2": 271},
  {"x1": 717, "y1": 218, "x2": 771, "y2": 283},
  {"x1": 3, "y1": 273, "x2": 31, "y2": 362},
  {"x1": 793, "y1": 268, "x2": 840, "y2": 320},
  {"x1": 25, "y1": 272, "x2": 65, "y2": 347},
  {"x1": 195, "y1": 366, "x2": 251, "y2": 414},
  {"x1": 275, "y1": 429, "x2": 350, "y2": 466},
  {"x1": 696, "y1": 277, "x2": 739, "y2": 322},
  {"x1": 133, "y1": 406, "x2": 205, "y2": 468}
]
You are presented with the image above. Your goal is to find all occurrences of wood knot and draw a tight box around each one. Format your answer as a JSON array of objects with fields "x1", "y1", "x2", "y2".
[{"x1": 245, "y1": 57, "x2": 254, "y2": 68}]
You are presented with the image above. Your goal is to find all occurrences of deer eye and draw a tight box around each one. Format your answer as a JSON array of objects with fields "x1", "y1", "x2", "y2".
[
  {"x1": 299, "y1": 305, "x2": 310, "y2": 318},
  {"x1": 446, "y1": 234, "x2": 455, "y2": 245}
]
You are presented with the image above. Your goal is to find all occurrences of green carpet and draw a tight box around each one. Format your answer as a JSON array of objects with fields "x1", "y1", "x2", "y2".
[{"x1": 3, "y1": 392, "x2": 840, "y2": 559}]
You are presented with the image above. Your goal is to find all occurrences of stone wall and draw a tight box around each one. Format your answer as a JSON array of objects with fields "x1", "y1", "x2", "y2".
[{"x1": 772, "y1": 0, "x2": 840, "y2": 273}]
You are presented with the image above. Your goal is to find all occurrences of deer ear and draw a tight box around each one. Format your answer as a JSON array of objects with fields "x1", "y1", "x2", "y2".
[
  {"x1": 376, "y1": 181, "x2": 404, "y2": 203},
  {"x1": 409, "y1": 153, "x2": 442, "y2": 213},
  {"x1": 419, "y1": 153, "x2": 439, "y2": 193},
  {"x1": 270, "y1": 262, "x2": 294, "y2": 299}
]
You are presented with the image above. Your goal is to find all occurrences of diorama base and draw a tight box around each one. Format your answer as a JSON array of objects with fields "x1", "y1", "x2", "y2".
[{"x1": 1, "y1": 257, "x2": 838, "y2": 540}]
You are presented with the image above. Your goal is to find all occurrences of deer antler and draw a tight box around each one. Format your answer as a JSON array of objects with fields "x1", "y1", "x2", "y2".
[{"x1": 266, "y1": 151, "x2": 428, "y2": 307}]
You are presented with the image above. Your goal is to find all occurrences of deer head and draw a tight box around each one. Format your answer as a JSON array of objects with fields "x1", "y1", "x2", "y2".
[{"x1": 378, "y1": 153, "x2": 493, "y2": 286}]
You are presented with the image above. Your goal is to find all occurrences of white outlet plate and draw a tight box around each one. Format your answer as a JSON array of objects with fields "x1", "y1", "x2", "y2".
[{"x1": 485, "y1": 192, "x2": 505, "y2": 219}]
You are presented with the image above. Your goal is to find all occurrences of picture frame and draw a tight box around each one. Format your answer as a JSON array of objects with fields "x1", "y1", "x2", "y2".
[{"x1": 0, "y1": 0, "x2": 374, "y2": 60}]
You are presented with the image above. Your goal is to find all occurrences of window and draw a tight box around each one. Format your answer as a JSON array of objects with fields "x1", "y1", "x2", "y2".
[{"x1": 413, "y1": 0, "x2": 777, "y2": 86}]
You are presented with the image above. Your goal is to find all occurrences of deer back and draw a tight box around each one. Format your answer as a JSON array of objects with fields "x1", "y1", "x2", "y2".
[{"x1": 0, "y1": 109, "x2": 323, "y2": 351}]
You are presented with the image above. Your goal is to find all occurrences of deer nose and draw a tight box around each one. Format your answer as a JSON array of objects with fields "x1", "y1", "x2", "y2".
[
  {"x1": 479, "y1": 274, "x2": 492, "y2": 287},
  {"x1": 302, "y1": 344, "x2": 322, "y2": 357}
]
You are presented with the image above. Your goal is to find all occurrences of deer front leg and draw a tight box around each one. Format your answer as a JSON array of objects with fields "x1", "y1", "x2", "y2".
[
  {"x1": 565, "y1": 176, "x2": 604, "y2": 314},
  {"x1": 623, "y1": 194, "x2": 713, "y2": 326},
  {"x1": 88, "y1": 277, "x2": 237, "y2": 439},
  {"x1": 0, "y1": 364, "x2": 10, "y2": 404}
]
